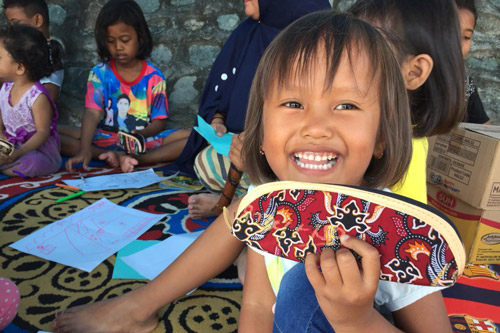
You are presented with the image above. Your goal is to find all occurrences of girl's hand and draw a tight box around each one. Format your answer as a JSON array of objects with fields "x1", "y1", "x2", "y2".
[
  {"x1": 210, "y1": 117, "x2": 227, "y2": 136},
  {"x1": 304, "y1": 235, "x2": 381, "y2": 332},
  {"x1": 228, "y1": 132, "x2": 245, "y2": 172},
  {"x1": 0, "y1": 148, "x2": 21, "y2": 164},
  {"x1": 65, "y1": 149, "x2": 92, "y2": 172}
]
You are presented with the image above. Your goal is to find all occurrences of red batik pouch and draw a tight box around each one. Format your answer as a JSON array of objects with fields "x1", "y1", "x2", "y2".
[
  {"x1": 225, "y1": 181, "x2": 466, "y2": 287},
  {"x1": 117, "y1": 131, "x2": 146, "y2": 155}
]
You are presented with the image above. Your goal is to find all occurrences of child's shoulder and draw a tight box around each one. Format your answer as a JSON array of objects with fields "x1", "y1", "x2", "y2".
[
  {"x1": 143, "y1": 60, "x2": 166, "y2": 78},
  {"x1": 91, "y1": 62, "x2": 112, "y2": 72},
  {"x1": 1, "y1": 81, "x2": 13, "y2": 91}
]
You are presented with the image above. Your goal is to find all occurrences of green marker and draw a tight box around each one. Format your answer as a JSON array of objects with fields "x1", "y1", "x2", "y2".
[{"x1": 55, "y1": 190, "x2": 85, "y2": 203}]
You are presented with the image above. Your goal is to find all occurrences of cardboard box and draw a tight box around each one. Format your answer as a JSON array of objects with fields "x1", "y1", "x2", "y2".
[
  {"x1": 427, "y1": 184, "x2": 500, "y2": 264},
  {"x1": 426, "y1": 123, "x2": 500, "y2": 210}
]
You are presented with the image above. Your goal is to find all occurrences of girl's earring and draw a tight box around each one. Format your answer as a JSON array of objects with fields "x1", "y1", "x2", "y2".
[
  {"x1": 259, "y1": 146, "x2": 265, "y2": 155},
  {"x1": 375, "y1": 151, "x2": 384, "y2": 159}
]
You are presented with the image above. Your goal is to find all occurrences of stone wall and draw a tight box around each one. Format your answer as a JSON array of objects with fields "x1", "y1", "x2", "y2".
[{"x1": 2, "y1": 0, "x2": 500, "y2": 126}]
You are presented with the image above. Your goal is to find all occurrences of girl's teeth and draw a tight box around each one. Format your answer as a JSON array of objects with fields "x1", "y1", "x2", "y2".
[
  {"x1": 295, "y1": 158, "x2": 337, "y2": 170},
  {"x1": 294, "y1": 153, "x2": 336, "y2": 161}
]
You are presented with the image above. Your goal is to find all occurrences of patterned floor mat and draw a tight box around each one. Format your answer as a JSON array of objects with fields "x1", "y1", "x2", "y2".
[
  {"x1": 1, "y1": 166, "x2": 241, "y2": 332},
  {"x1": 2, "y1": 166, "x2": 500, "y2": 332}
]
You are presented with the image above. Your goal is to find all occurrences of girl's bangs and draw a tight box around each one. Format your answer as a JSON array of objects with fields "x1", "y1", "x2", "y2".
[{"x1": 267, "y1": 18, "x2": 380, "y2": 95}]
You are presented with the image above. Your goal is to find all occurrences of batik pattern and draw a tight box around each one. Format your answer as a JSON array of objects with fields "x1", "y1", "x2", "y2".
[{"x1": 231, "y1": 187, "x2": 462, "y2": 286}]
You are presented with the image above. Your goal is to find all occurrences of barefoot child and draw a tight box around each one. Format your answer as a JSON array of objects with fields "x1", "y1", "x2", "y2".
[
  {"x1": 182, "y1": 0, "x2": 331, "y2": 219},
  {"x1": 61, "y1": 0, "x2": 189, "y2": 173},
  {"x1": 3, "y1": 0, "x2": 64, "y2": 103},
  {"x1": 0, "y1": 24, "x2": 61, "y2": 178},
  {"x1": 53, "y1": 0, "x2": 465, "y2": 330}
]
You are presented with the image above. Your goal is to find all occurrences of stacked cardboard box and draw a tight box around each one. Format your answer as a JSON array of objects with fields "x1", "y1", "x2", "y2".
[{"x1": 426, "y1": 123, "x2": 500, "y2": 264}]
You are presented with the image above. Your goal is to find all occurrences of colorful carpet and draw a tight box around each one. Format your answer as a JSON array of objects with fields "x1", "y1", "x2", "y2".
[
  {"x1": 1, "y1": 164, "x2": 241, "y2": 333},
  {"x1": 444, "y1": 264, "x2": 500, "y2": 332},
  {"x1": 2, "y1": 165, "x2": 500, "y2": 332}
]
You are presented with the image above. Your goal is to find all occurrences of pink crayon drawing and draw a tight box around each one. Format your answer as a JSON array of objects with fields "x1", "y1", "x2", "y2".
[{"x1": 10, "y1": 198, "x2": 167, "y2": 272}]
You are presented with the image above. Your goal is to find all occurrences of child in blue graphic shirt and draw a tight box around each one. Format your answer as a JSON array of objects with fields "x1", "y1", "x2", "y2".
[{"x1": 61, "y1": 0, "x2": 189, "y2": 173}]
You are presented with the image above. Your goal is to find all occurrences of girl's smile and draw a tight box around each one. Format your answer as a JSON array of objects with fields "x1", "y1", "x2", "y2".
[{"x1": 261, "y1": 48, "x2": 384, "y2": 186}]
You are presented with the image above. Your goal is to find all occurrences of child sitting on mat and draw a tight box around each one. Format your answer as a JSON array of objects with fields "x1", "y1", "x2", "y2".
[
  {"x1": 3, "y1": 0, "x2": 64, "y2": 103},
  {"x1": 61, "y1": 0, "x2": 189, "y2": 173},
  {"x1": 0, "y1": 24, "x2": 61, "y2": 178}
]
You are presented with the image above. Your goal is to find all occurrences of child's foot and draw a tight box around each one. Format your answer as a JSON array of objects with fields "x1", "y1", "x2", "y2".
[
  {"x1": 119, "y1": 155, "x2": 139, "y2": 173},
  {"x1": 188, "y1": 193, "x2": 221, "y2": 219},
  {"x1": 52, "y1": 289, "x2": 158, "y2": 333},
  {"x1": 98, "y1": 151, "x2": 121, "y2": 168}
]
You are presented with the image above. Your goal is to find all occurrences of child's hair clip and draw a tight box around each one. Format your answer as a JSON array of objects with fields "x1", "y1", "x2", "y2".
[
  {"x1": 117, "y1": 131, "x2": 146, "y2": 155},
  {"x1": 230, "y1": 181, "x2": 466, "y2": 287},
  {"x1": 0, "y1": 139, "x2": 15, "y2": 156}
]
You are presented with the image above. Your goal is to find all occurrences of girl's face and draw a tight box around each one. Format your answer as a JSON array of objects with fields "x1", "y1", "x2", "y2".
[
  {"x1": 244, "y1": 0, "x2": 260, "y2": 20},
  {"x1": 0, "y1": 43, "x2": 18, "y2": 81},
  {"x1": 261, "y1": 49, "x2": 384, "y2": 186},
  {"x1": 106, "y1": 22, "x2": 140, "y2": 67},
  {"x1": 458, "y1": 8, "x2": 475, "y2": 57}
]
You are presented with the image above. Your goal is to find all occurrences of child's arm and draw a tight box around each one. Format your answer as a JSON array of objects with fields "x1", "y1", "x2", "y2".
[
  {"x1": 53, "y1": 198, "x2": 247, "y2": 332},
  {"x1": 0, "y1": 94, "x2": 53, "y2": 163},
  {"x1": 65, "y1": 107, "x2": 101, "y2": 171},
  {"x1": 134, "y1": 118, "x2": 167, "y2": 139},
  {"x1": 305, "y1": 236, "x2": 403, "y2": 332},
  {"x1": 238, "y1": 249, "x2": 276, "y2": 333},
  {"x1": 42, "y1": 83, "x2": 60, "y2": 104},
  {"x1": 0, "y1": 113, "x2": 6, "y2": 140},
  {"x1": 392, "y1": 291, "x2": 452, "y2": 332},
  {"x1": 228, "y1": 131, "x2": 244, "y2": 171}
]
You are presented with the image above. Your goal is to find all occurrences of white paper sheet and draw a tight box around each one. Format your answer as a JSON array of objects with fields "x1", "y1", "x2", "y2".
[
  {"x1": 10, "y1": 198, "x2": 167, "y2": 272},
  {"x1": 120, "y1": 230, "x2": 203, "y2": 280},
  {"x1": 63, "y1": 168, "x2": 167, "y2": 192}
]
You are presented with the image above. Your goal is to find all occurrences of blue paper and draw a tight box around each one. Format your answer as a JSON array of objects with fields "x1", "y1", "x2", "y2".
[
  {"x1": 193, "y1": 115, "x2": 234, "y2": 157},
  {"x1": 112, "y1": 240, "x2": 160, "y2": 279}
]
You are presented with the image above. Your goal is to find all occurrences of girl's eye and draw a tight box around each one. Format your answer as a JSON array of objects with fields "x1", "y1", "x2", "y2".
[
  {"x1": 335, "y1": 103, "x2": 357, "y2": 110},
  {"x1": 283, "y1": 101, "x2": 303, "y2": 108}
]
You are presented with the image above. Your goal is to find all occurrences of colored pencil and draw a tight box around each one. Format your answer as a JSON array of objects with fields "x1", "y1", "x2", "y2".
[
  {"x1": 55, "y1": 183, "x2": 80, "y2": 191},
  {"x1": 55, "y1": 190, "x2": 85, "y2": 203}
]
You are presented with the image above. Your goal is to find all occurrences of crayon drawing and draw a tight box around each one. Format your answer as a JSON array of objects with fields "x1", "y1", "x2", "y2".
[{"x1": 10, "y1": 198, "x2": 167, "y2": 272}]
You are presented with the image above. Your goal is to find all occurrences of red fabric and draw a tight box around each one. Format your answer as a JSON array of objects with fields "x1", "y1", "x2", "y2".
[{"x1": 232, "y1": 188, "x2": 461, "y2": 286}]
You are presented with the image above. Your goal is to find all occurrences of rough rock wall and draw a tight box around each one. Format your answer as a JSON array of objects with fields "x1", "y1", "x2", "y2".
[{"x1": 2, "y1": 0, "x2": 500, "y2": 126}]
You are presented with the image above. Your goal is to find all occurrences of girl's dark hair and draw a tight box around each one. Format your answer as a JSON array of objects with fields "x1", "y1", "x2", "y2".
[
  {"x1": 242, "y1": 11, "x2": 413, "y2": 189},
  {"x1": 2, "y1": 0, "x2": 49, "y2": 26},
  {"x1": 117, "y1": 93, "x2": 130, "y2": 103},
  {"x1": 0, "y1": 24, "x2": 52, "y2": 82},
  {"x1": 95, "y1": 0, "x2": 152, "y2": 63},
  {"x1": 350, "y1": 0, "x2": 465, "y2": 138},
  {"x1": 455, "y1": 0, "x2": 477, "y2": 26},
  {"x1": 47, "y1": 39, "x2": 63, "y2": 71}
]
